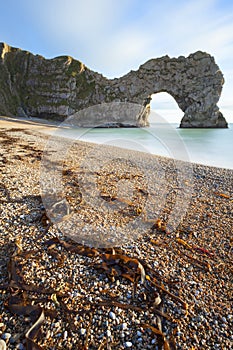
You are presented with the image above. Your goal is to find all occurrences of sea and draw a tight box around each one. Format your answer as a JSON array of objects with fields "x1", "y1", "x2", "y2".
[{"x1": 52, "y1": 119, "x2": 233, "y2": 170}]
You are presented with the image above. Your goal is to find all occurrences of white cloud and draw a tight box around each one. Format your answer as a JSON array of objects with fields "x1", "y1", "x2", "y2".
[
  {"x1": 20, "y1": 1, "x2": 233, "y2": 71},
  {"x1": 22, "y1": 1, "x2": 130, "y2": 47},
  {"x1": 18, "y1": 0, "x2": 232, "y2": 121}
]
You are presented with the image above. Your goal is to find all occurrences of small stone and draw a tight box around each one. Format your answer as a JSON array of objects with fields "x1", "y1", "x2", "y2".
[
  {"x1": 109, "y1": 311, "x2": 116, "y2": 320},
  {"x1": 137, "y1": 330, "x2": 142, "y2": 337},
  {"x1": 154, "y1": 293, "x2": 161, "y2": 306},
  {"x1": 63, "y1": 330, "x2": 68, "y2": 340},
  {"x1": 106, "y1": 330, "x2": 111, "y2": 338},
  {"x1": 16, "y1": 344, "x2": 25, "y2": 350},
  {"x1": 1, "y1": 333, "x2": 11, "y2": 341},
  {"x1": 0, "y1": 340, "x2": 6, "y2": 350},
  {"x1": 125, "y1": 341, "x2": 133, "y2": 348},
  {"x1": 121, "y1": 322, "x2": 127, "y2": 330},
  {"x1": 45, "y1": 330, "x2": 51, "y2": 339},
  {"x1": 80, "y1": 328, "x2": 86, "y2": 336}
]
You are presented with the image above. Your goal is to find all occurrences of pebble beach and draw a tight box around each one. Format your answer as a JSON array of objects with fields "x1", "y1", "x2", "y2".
[{"x1": 0, "y1": 117, "x2": 232, "y2": 350}]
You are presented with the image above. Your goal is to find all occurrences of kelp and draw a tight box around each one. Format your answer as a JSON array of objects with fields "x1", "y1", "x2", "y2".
[
  {"x1": 150, "y1": 219, "x2": 167, "y2": 233},
  {"x1": 175, "y1": 238, "x2": 215, "y2": 259},
  {"x1": 176, "y1": 250, "x2": 211, "y2": 271},
  {"x1": 101, "y1": 253, "x2": 146, "y2": 284},
  {"x1": 0, "y1": 183, "x2": 11, "y2": 202},
  {"x1": 25, "y1": 309, "x2": 45, "y2": 350},
  {"x1": 192, "y1": 246, "x2": 215, "y2": 257},
  {"x1": 7, "y1": 255, "x2": 59, "y2": 294},
  {"x1": 146, "y1": 275, "x2": 188, "y2": 312},
  {"x1": 44, "y1": 236, "x2": 99, "y2": 257},
  {"x1": 141, "y1": 323, "x2": 172, "y2": 350},
  {"x1": 7, "y1": 294, "x2": 42, "y2": 317},
  {"x1": 97, "y1": 339, "x2": 120, "y2": 350},
  {"x1": 213, "y1": 191, "x2": 230, "y2": 199},
  {"x1": 176, "y1": 238, "x2": 192, "y2": 250},
  {"x1": 7, "y1": 293, "x2": 56, "y2": 350},
  {"x1": 2, "y1": 229, "x2": 197, "y2": 349}
]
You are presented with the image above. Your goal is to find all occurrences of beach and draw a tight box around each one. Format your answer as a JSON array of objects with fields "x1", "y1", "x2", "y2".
[{"x1": 0, "y1": 118, "x2": 232, "y2": 350}]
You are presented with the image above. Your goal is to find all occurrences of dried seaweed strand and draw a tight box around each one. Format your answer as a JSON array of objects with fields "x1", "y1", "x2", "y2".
[{"x1": 147, "y1": 276, "x2": 188, "y2": 311}]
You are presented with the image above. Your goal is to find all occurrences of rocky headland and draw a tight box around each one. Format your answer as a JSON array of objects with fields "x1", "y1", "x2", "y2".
[{"x1": 0, "y1": 42, "x2": 228, "y2": 128}]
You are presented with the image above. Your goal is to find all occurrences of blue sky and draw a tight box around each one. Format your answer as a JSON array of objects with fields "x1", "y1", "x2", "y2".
[{"x1": 1, "y1": 0, "x2": 233, "y2": 122}]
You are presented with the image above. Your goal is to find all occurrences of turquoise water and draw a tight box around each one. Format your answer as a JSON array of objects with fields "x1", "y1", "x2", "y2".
[{"x1": 53, "y1": 122, "x2": 233, "y2": 170}]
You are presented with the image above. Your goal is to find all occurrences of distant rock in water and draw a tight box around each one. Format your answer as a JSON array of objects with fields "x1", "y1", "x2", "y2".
[{"x1": 0, "y1": 42, "x2": 227, "y2": 128}]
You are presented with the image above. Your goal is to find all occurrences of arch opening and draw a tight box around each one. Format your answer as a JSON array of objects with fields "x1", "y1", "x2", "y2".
[{"x1": 150, "y1": 92, "x2": 183, "y2": 124}]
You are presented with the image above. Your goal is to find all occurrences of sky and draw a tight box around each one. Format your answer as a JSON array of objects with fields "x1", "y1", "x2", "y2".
[{"x1": 1, "y1": 0, "x2": 233, "y2": 122}]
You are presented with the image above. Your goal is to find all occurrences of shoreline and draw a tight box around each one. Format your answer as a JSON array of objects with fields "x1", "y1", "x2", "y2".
[
  {"x1": 0, "y1": 121, "x2": 232, "y2": 349},
  {"x1": 0, "y1": 115, "x2": 232, "y2": 171}
]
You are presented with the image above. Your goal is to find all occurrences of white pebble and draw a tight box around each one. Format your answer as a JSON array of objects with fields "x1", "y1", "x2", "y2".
[
  {"x1": 0, "y1": 340, "x2": 6, "y2": 350},
  {"x1": 106, "y1": 330, "x2": 111, "y2": 338},
  {"x1": 154, "y1": 294, "x2": 161, "y2": 306},
  {"x1": 45, "y1": 330, "x2": 51, "y2": 339},
  {"x1": 109, "y1": 311, "x2": 116, "y2": 320},
  {"x1": 16, "y1": 344, "x2": 25, "y2": 350},
  {"x1": 121, "y1": 322, "x2": 127, "y2": 330},
  {"x1": 125, "y1": 341, "x2": 133, "y2": 348},
  {"x1": 63, "y1": 330, "x2": 68, "y2": 340},
  {"x1": 80, "y1": 328, "x2": 86, "y2": 336}
]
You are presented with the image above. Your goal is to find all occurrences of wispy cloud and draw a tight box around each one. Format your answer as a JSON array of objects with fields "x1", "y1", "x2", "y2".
[
  {"x1": 20, "y1": 1, "x2": 233, "y2": 72},
  {"x1": 12, "y1": 0, "x2": 233, "y2": 119}
]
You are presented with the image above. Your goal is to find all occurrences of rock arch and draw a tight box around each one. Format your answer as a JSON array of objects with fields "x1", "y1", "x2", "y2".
[
  {"x1": 0, "y1": 43, "x2": 227, "y2": 128},
  {"x1": 111, "y1": 51, "x2": 227, "y2": 128}
]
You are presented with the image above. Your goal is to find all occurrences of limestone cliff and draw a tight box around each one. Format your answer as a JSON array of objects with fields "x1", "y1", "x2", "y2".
[{"x1": 0, "y1": 42, "x2": 227, "y2": 127}]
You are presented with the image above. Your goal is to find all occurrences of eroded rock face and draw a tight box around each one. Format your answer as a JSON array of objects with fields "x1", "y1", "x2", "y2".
[{"x1": 0, "y1": 42, "x2": 227, "y2": 127}]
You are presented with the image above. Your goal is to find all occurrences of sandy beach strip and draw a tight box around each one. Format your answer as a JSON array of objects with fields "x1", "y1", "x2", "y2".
[{"x1": 0, "y1": 118, "x2": 232, "y2": 350}]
